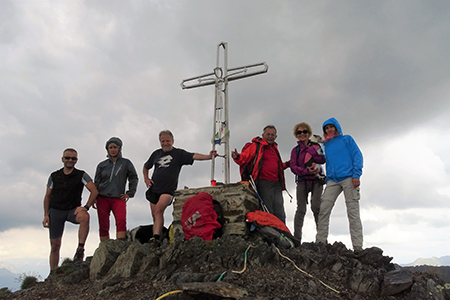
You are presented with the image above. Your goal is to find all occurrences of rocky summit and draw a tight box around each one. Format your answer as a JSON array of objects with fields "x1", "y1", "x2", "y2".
[
  {"x1": 1, "y1": 183, "x2": 450, "y2": 299},
  {"x1": 1, "y1": 233, "x2": 450, "y2": 300}
]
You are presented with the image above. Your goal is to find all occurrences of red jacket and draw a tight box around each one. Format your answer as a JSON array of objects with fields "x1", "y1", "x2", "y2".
[
  {"x1": 246, "y1": 210, "x2": 291, "y2": 234},
  {"x1": 234, "y1": 136, "x2": 287, "y2": 190}
]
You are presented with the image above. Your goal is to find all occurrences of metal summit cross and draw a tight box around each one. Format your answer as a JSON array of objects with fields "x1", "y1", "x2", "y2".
[{"x1": 181, "y1": 42, "x2": 268, "y2": 185}]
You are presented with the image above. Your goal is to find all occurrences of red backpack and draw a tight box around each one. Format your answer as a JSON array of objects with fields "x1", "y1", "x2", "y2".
[
  {"x1": 246, "y1": 210, "x2": 300, "y2": 248},
  {"x1": 181, "y1": 192, "x2": 222, "y2": 241}
]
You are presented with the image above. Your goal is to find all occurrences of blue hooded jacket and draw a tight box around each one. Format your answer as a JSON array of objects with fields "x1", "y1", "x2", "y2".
[{"x1": 322, "y1": 117, "x2": 363, "y2": 183}]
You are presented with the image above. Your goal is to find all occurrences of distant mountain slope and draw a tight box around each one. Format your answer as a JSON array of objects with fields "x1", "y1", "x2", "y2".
[
  {"x1": 0, "y1": 268, "x2": 20, "y2": 292},
  {"x1": 404, "y1": 255, "x2": 450, "y2": 267},
  {"x1": 401, "y1": 256, "x2": 450, "y2": 283}
]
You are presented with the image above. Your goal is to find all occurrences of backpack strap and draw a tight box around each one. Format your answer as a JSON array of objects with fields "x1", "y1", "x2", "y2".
[
  {"x1": 241, "y1": 141, "x2": 261, "y2": 181},
  {"x1": 295, "y1": 145, "x2": 300, "y2": 183}
]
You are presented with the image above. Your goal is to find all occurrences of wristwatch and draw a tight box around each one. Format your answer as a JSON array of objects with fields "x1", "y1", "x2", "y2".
[{"x1": 84, "y1": 205, "x2": 89, "y2": 211}]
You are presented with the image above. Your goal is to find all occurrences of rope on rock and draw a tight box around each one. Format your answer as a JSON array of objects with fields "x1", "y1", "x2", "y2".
[
  {"x1": 231, "y1": 244, "x2": 254, "y2": 274},
  {"x1": 155, "y1": 243, "x2": 340, "y2": 299},
  {"x1": 275, "y1": 247, "x2": 340, "y2": 294},
  {"x1": 217, "y1": 244, "x2": 254, "y2": 281},
  {"x1": 155, "y1": 289, "x2": 182, "y2": 300}
]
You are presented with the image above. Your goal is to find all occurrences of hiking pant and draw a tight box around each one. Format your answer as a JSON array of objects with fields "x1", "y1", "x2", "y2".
[
  {"x1": 97, "y1": 196, "x2": 127, "y2": 239},
  {"x1": 257, "y1": 179, "x2": 286, "y2": 223},
  {"x1": 315, "y1": 178, "x2": 363, "y2": 249},
  {"x1": 294, "y1": 182, "x2": 323, "y2": 241}
]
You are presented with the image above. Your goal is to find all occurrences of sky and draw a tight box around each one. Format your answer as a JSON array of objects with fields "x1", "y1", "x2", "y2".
[{"x1": 1, "y1": 0, "x2": 450, "y2": 281}]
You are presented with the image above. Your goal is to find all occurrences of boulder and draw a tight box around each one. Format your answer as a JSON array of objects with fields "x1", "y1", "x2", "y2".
[
  {"x1": 89, "y1": 239, "x2": 131, "y2": 281},
  {"x1": 104, "y1": 242, "x2": 151, "y2": 279},
  {"x1": 381, "y1": 269, "x2": 413, "y2": 296}
]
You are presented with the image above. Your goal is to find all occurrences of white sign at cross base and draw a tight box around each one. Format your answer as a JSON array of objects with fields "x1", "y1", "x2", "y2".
[{"x1": 181, "y1": 42, "x2": 268, "y2": 185}]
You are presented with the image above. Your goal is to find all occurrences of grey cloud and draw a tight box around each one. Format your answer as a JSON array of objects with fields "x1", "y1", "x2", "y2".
[
  {"x1": 1, "y1": 0, "x2": 450, "y2": 261},
  {"x1": 0, "y1": 1, "x2": 20, "y2": 44}
]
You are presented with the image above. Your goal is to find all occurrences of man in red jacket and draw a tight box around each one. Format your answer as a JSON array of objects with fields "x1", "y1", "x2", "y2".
[{"x1": 232, "y1": 125, "x2": 290, "y2": 223}]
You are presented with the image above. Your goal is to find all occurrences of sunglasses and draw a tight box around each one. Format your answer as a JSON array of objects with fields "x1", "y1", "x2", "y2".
[
  {"x1": 64, "y1": 156, "x2": 78, "y2": 161},
  {"x1": 296, "y1": 130, "x2": 309, "y2": 135}
]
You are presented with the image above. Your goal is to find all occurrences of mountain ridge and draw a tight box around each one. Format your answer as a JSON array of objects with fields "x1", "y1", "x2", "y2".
[
  {"x1": 0, "y1": 268, "x2": 19, "y2": 292},
  {"x1": 403, "y1": 256, "x2": 450, "y2": 267}
]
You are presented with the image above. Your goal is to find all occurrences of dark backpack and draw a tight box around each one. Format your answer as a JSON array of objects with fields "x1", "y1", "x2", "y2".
[
  {"x1": 246, "y1": 210, "x2": 300, "y2": 248},
  {"x1": 239, "y1": 142, "x2": 260, "y2": 181},
  {"x1": 212, "y1": 199, "x2": 224, "y2": 239},
  {"x1": 127, "y1": 225, "x2": 169, "y2": 244},
  {"x1": 252, "y1": 224, "x2": 295, "y2": 249}
]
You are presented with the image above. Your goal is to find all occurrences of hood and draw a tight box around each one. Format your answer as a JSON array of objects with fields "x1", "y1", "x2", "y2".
[
  {"x1": 105, "y1": 137, "x2": 123, "y2": 149},
  {"x1": 105, "y1": 137, "x2": 123, "y2": 159},
  {"x1": 322, "y1": 117, "x2": 343, "y2": 135}
]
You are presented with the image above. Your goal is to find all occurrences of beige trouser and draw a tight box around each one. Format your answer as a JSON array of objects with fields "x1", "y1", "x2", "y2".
[{"x1": 315, "y1": 177, "x2": 363, "y2": 249}]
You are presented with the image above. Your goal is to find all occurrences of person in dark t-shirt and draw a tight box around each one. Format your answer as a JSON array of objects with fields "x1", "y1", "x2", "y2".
[{"x1": 142, "y1": 130, "x2": 217, "y2": 246}]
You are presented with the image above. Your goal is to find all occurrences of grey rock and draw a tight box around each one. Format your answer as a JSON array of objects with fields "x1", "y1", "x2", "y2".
[
  {"x1": 381, "y1": 269, "x2": 413, "y2": 296},
  {"x1": 105, "y1": 241, "x2": 150, "y2": 279},
  {"x1": 89, "y1": 239, "x2": 131, "y2": 281}
]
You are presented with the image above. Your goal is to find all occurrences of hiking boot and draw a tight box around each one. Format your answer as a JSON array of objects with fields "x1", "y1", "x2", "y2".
[
  {"x1": 149, "y1": 237, "x2": 160, "y2": 248},
  {"x1": 353, "y1": 246, "x2": 363, "y2": 255},
  {"x1": 73, "y1": 247, "x2": 84, "y2": 261},
  {"x1": 45, "y1": 270, "x2": 57, "y2": 281},
  {"x1": 315, "y1": 241, "x2": 328, "y2": 254}
]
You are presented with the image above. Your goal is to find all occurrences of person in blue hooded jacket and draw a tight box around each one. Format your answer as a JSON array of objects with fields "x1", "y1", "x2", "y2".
[{"x1": 315, "y1": 117, "x2": 364, "y2": 251}]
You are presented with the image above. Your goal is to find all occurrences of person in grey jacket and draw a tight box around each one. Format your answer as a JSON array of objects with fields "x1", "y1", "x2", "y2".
[{"x1": 94, "y1": 137, "x2": 138, "y2": 241}]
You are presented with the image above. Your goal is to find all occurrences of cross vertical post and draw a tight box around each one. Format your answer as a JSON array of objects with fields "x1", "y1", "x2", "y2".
[
  {"x1": 212, "y1": 43, "x2": 229, "y2": 186},
  {"x1": 181, "y1": 42, "x2": 268, "y2": 184}
]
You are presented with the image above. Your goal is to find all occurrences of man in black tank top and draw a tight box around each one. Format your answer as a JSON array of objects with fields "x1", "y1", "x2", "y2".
[{"x1": 42, "y1": 148, "x2": 98, "y2": 274}]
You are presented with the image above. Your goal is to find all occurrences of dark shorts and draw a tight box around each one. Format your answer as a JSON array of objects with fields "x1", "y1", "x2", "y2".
[
  {"x1": 145, "y1": 189, "x2": 174, "y2": 205},
  {"x1": 48, "y1": 207, "x2": 79, "y2": 239}
]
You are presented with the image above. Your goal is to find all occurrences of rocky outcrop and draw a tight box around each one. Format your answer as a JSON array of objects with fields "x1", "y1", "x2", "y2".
[
  {"x1": 6, "y1": 235, "x2": 450, "y2": 300},
  {"x1": 3, "y1": 184, "x2": 450, "y2": 300},
  {"x1": 403, "y1": 265, "x2": 450, "y2": 283},
  {"x1": 381, "y1": 269, "x2": 413, "y2": 296},
  {"x1": 89, "y1": 239, "x2": 130, "y2": 281}
]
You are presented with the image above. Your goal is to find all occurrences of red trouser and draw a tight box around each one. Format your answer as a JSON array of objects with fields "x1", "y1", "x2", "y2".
[{"x1": 96, "y1": 196, "x2": 127, "y2": 238}]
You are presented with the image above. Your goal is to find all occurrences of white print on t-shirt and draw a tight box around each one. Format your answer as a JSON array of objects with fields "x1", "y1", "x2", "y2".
[{"x1": 157, "y1": 155, "x2": 173, "y2": 168}]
